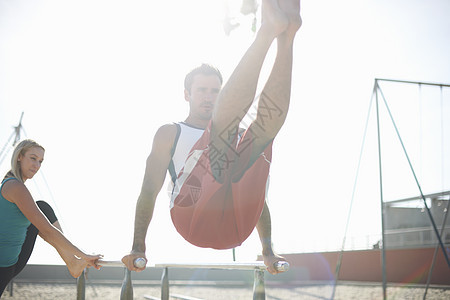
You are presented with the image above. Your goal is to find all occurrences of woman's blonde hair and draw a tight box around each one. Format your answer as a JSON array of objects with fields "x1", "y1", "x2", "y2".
[{"x1": 3, "y1": 139, "x2": 45, "y2": 183}]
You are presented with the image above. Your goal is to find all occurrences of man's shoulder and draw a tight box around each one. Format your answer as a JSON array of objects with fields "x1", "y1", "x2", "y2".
[
  {"x1": 153, "y1": 123, "x2": 179, "y2": 148},
  {"x1": 158, "y1": 123, "x2": 178, "y2": 134}
]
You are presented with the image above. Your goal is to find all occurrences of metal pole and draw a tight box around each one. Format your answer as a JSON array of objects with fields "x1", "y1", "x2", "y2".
[{"x1": 375, "y1": 80, "x2": 387, "y2": 300}]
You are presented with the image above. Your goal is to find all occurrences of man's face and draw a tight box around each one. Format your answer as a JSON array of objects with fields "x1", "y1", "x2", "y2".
[{"x1": 185, "y1": 74, "x2": 222, "y2": 121}]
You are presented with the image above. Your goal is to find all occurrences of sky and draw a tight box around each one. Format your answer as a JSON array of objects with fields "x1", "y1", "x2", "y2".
[{"x1": 1, "y1": 0, "x2": 449, "y2": 266}]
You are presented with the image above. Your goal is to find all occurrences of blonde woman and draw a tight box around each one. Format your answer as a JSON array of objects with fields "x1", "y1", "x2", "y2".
[{"x1": 0, "y1": 139, "x2": 101, "y2": 296}]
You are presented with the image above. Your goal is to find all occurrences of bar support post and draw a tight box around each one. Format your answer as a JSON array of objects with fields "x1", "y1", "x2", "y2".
[
  {"x1": 76, "y1": 269, "x2": 86, "y2": 300},
  {"x1": 120, "y1": 268, "x2": 133, "y2": 300},
  {"x1": 161, "y1": 266, "x2": 169, "y2": 300},
  {"x1": 7, "y1": 280, "x2": 14, "y2": 297},
  {"x1": 253, "y1": 269, "x2": 265, "y2": 300}
]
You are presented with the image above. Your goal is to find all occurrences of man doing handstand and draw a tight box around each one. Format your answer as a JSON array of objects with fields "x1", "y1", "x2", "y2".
[{"x1": 123, "y1": 0, "x2": 301, "y2": 275}]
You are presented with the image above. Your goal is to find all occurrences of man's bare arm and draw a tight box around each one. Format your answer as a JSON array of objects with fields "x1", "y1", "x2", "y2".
[
  {"x1": 122, "y1": 124, "x2": 177, "y2": 271},
  {"x1": 256, "y1": 201, "x2": 287, "y2": 275}
]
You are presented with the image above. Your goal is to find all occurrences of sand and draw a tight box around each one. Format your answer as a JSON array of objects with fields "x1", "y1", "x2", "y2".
[{"x1": 2, "y1": 281, "x2": 449, "y2": 300}]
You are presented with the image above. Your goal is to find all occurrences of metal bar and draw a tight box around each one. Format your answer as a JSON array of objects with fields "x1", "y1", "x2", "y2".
[
  {"x1": 155, "y1": 262, "x2": 265, "y2": 270},
  {"x1": 98, "y1": 260, "x2": 288, "y2": 270},
  {"x1": 154, "y1": 261, "x2": 289, "y2": 271},
  {"x1": 97, "y1": 260, "x2": 126, "y2": 267},
  {"x1": 97, "y1": 258, "x2": 146, "y2": 268},
  {"x1": 375, "y1": 78, "x2": 450, "y2": 88}
]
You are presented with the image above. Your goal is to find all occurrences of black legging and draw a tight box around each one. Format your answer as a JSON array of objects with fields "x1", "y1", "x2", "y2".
[{"x1": 0, "y1": 201, "x2": 58, "y2": 297}]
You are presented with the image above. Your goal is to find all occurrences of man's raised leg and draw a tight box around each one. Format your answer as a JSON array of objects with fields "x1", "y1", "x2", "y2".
[
  {"x1": 249, "y1": 0, "x2": 302, "y2": 162},
  {"x1": 209, "y1": 0, "x2": 289, "y2": 179}
]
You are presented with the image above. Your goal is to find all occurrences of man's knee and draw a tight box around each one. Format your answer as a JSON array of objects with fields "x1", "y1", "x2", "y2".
[{"x1": 36, "y1": 201, "x2": 58, "y2": 224}]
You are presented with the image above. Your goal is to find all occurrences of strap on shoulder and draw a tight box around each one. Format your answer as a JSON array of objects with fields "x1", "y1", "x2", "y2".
[{"x1": 168, "y1": 122, "x2": 181, "y2": 184}]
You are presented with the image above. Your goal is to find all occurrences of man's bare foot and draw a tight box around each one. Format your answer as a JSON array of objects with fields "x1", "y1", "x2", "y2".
[
  {"x1": 260, "y1": 0, "x2": 289, "y2": 38},
  {"x1": 278, "y1": 0, "x2": 302, "y2": 41}
]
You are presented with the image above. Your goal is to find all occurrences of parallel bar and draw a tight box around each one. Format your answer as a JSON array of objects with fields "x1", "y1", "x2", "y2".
[
  {"x1": 154, "y1": 261, "x2": 289, "y2": 272},
  {"x1": 97, "y1": 259, "x2": 290, "y2": 272},
  {"x1": 76, "y1": 260, "x2": 289, "y2": 300},
  {"x1": 155, "y1": 262, "x2": 266, "y2": 270},
  {"x1": 97, "y1": 260, "x2": 126, "y2": 267},
  {"x1": 96, "y1": 258, "x2": 146, "y2": 268}
]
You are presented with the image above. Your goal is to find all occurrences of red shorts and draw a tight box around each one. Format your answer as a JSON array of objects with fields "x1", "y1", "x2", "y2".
[{"x1": 170, "y1": 122, "x2": 272, "y2": 249}]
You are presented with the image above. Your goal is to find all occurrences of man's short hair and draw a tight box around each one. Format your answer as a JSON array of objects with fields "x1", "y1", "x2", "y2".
[{"x1": 184, "y1": 63, "x2": 223, "y2": 93}]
